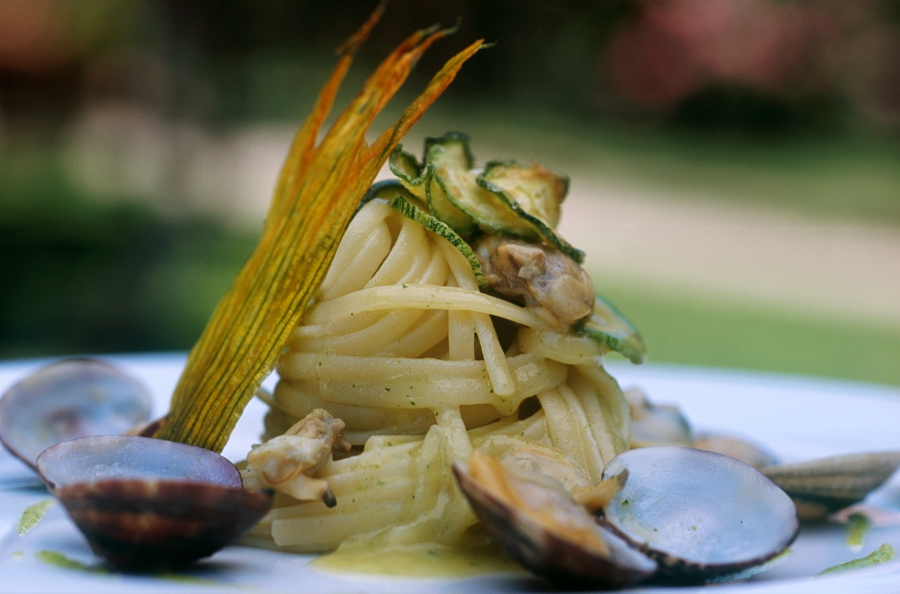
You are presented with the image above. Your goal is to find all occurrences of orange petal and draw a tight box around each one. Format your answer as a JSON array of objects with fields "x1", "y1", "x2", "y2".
[{"x1": 157, "y1": 14, "x2": 486, "y2": 452}]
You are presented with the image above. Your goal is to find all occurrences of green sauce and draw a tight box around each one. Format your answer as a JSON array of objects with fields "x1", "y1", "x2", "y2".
[
  {"x1": 17, "y1": 500, "x2": 56, "y2": 536},
  {"x1": 845, "y1": 512, "x2": 872, "y2": 551},
  {"x1": 35, "y1": 550, "x2": 228, "y2": 586},
  {"x1": 821, "y1": 543, "x2": 896, "y2": 575},
  {"x1": 35, "y1": 550, "x2": 106, "y2": 574}
]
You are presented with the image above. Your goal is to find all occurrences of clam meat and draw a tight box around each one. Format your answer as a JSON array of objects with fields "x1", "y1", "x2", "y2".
[
  {"x1": 454, "y1": 446, "x2": 799, "y2": 588},
  {"x1": 0, "y1": 358, "x2": 153, "y2": 468},
  {"x1": 36, "y1": 435, "x2": 271, "y2": 571}
]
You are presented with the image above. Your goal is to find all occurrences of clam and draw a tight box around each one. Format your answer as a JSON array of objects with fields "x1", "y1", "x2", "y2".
[
  {"x1": 453, "y1": 451, "x2": 657, "y2": 589},
  {"x1": 760, "y1": 451, "x2": 900, "y2": 521},
  {"x1": 624, "y1": 389, "x2": 900, "y2": 522},
  {"x1": 0, "y1": 358, "x2": 153, "y2": 468},
  {"x1": 601, "y1": 447, "x2": 798, "y2": 580},
  {"x1": 683, "y1": 429, "x2": 900, "y2": 520},
  {"x1": 623, "y1": 387, "x2": 692, "y2": 447},
  {"x1": 454, "y1": 446, "x2": 798, "y2": 588},
  {"x1": 690, "y1": 432, "x2": 779, "y2": 470},
  {"x1": 36, "y1": 435, "x2": 271, "y2": 571}
]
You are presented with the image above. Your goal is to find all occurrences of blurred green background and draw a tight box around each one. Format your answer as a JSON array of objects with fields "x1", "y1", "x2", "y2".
[{"x1": 1, "y1": 0, "x2": 899, "y2": 386}]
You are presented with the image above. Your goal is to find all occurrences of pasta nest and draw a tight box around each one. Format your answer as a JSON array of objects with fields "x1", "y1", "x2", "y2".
[{"x1": 245, "y1": 199, "x2": 631, "y2": 553}]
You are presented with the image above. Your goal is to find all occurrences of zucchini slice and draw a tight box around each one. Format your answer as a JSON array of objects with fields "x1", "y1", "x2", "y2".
[
  {"x1": 388, "y1": 146, "x2": 428, "y2": 202},
  {"x1": 360, "y1": 179, "x2": 426, "y2": 212},
  {"x1": 424, "y1": 130, "x2": 475, "y2": 169},
  {"x1": 389, "y1": 194, "x2": 488, "y2": 289},
  {"x1": 426, "y1": 133, "x2": 536, "y2": 239},
  {"x1": 576, "y1": 294, "x2": 646, "y2": 364},
  {"x1": 478, "y1": 160, "x2": 568, "y2": 229},
  {"x1": 478, "y1": 160, "x2": 584, "y2": 263},
  {"x1": 409, "y1": 133, "x2": 584, "y2": 263},
  {"x1": 421, "y1": 133, "x2": 478, "y2": 236}
]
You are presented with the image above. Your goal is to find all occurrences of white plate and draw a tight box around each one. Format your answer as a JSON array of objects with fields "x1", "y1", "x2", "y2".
[{"x1": 0, "y1": 354, "x2": 899, "y2": 594}]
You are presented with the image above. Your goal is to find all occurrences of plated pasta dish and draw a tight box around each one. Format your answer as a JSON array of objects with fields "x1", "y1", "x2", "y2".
[{"x1": 4, "y1": 6, "x2": 896, "y2": 589}]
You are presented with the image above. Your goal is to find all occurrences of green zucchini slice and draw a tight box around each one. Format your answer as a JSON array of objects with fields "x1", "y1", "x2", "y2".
[
  {"x1": 425, "y1": 133, "x2": 537, "y2": 239},
  {"x1": 478, "y1": 160, "x2": 568, "y2": 229},
  {"x1": 389, "y1": 194, "x2": 488, "y2": 289},
  {"x1": 478, "y1": 160, "x2": 584, "y2": 263},
  {"x1": 388, "y1": 146, "x2": 428, "y2": 202},
  {"x1": 360, "y1": 179, "x2": 426, "y2": 212},
  {"x1": 576, "y1": 294, "x2": 646, "y2": 364},
  {"x1": 417, "y1": 133, "x2": 477, "y2": 235}
]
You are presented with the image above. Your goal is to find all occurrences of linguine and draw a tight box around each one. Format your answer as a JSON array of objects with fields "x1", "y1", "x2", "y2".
[{"x1": 240, "y1": 139, "x2": 639, "y2": 555}]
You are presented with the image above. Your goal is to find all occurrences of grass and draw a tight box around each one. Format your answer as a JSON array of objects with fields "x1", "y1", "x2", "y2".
[{"x1": 599, "y1": 282, "x2": 900, "y2": 387}]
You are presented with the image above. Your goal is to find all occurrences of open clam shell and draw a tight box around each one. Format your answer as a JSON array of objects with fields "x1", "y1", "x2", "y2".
[
  {"x1": 761, "y1": 451, "x2": 900, "y2": 521},
  {"x1": 455, "y1": 447, "x2": 799, "y2": 588},
  {"x1": 601, "y1": 447, "x2": 799, "y2": 579},
  {"x1": 452, "y1": 456, "x2": 657, "y2": 589},
  {"x1": 0, "y1": 358, "x2": 153, "y2": 468},
  {"x1": 36, "y1": 435, "x2": 270, "y2": 571}
]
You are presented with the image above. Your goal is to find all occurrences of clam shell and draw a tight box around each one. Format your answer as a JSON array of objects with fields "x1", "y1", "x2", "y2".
[
  {"x1": 53, "y1": 479, "x2": 269, "y2": 570},
  {"x1": 624, "y1": 387, "x2": 692, "y2": 448},
  {"x1": 36, "y1": 435, "x2": 270, "y2": 571},
  {"x1": 602, "y1": 446, "x2": 799, "y2": 579},
  {"x1": 453, "y1": 461, "x2": 657, "y2": 589},
  {"x1": 0, "y1": 358, "x2": 153, "y2": 468},
  {"x1": 761, "y1": 451, "x2": 900, "y2": 521},
  {"x1": 455, "y1": 447, "x2": 800, "y2": 586},
  {"x1": 691, "y1": 432, "x2": 779, "y2": 470},
  {"x1": 36, "y1": 435, "x2": 242, "y2": 489}
]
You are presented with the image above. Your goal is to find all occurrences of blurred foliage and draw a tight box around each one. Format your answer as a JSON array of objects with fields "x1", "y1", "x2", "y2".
[
  {"x1": 4, "y1": 0, "x2": 900, "y2": 133},
  {"x1": 0, "y1": 152, "x2": 255, "y2": 359},
  {"x1": 156, "y1": 0, "x2": 900, "y2": 132}
]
